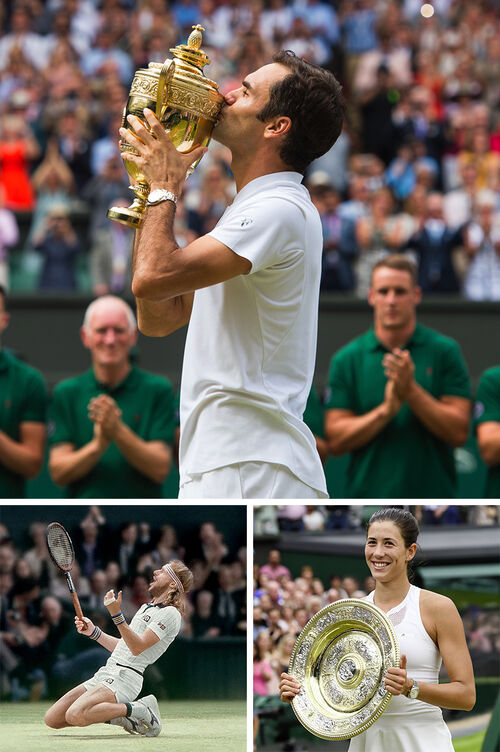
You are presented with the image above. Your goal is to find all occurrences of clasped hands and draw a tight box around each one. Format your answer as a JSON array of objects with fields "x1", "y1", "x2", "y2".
[
  {"x1": 88, "y1": 394, "x2": 122, "y2": 448},
  {"x1": 382, "y1": 348, "x2": 416, "y2": 417},
  {"x1": 279, "y1": 654, "x2": 412, "y2": 703}
]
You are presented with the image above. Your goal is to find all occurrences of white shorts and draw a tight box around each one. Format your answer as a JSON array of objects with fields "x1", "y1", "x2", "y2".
[
  {"x1": 83, "y1": 663, "x2": 143, "y2": 704},
  {"x1": 178, "y1": 461, "x2": 328, "y2": 499}
]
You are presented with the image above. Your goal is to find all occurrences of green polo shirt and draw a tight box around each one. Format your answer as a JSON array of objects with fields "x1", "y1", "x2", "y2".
[
  {"x1": 48, "y1": 366, "x2": 175, "y2": 498},
  {"x1": 474, "y1": 366, "x2": 500, "y2": 499},
  {"x1": 0, "y1": 349, "x2": 47, "y2": 498},
  {"x1": 325, "y1": 324, "x2": 471, "y2": 498}
]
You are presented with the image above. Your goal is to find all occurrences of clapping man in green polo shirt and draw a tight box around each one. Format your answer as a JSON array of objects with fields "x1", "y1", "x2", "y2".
[
  {"x1": 48, "y1": 295, "x2": 175, "y2": 498},
  {"x1": 0, "y1": 286, "x2": 47, "y2": 498},
  {"x1": 325, "y1": 255, "x2": 471, "y2": 498}
]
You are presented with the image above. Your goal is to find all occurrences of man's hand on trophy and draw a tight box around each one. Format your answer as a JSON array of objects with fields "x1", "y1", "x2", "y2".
[{"x1": 119, "y1": 108, "x2": 207, "y2": 196}]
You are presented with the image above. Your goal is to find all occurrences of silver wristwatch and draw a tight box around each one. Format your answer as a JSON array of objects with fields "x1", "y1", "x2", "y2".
[
  {"x1": 406, "y1": 679, "x2": 419, "y2": 699},
  {"x1": 146, "y1": 189, "x2": 178, "y2": 206}
]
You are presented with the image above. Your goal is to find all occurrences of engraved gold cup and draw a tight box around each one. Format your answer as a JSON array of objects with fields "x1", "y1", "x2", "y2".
[{"x1": 107, "y1": 25, "x2": 224, "y2": 228}]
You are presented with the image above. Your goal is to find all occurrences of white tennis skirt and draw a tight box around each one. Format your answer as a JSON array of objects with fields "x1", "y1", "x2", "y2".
[{"x1": 348, "y1": 712, "x2": 454, "y2": 752}]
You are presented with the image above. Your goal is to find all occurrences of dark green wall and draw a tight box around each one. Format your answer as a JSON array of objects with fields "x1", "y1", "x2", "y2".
[{"x1": 6, "y1": 294, "x2": 499, "y2": 392}]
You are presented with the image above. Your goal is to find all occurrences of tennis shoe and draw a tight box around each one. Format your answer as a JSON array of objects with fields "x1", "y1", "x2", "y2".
[
  {"x1": 130, "y1": 694, "x2": 162, "y2": 737},
  {"x1": 107, "y1": 716, "x2": 141, "y2": 734}
]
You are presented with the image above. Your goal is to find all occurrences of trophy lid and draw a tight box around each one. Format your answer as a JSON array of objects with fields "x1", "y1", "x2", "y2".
[{"x1": 170, "y1": 25, "x2": 210, "y2": 70}]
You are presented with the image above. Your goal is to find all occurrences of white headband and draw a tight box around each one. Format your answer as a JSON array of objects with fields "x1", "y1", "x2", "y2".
[{"x1": 162, "y1": 563, "x2": 184, "y2": 593}]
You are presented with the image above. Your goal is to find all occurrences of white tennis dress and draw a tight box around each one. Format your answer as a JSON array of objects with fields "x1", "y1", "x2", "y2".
[{"x1": 348, "y1": 585, "x2": 454, "y2": 752}]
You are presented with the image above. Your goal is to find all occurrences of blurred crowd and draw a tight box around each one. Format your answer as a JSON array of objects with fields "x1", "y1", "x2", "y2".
[
  {"x1": 0, "y1": 0, "x2": 499, "y2": 297},
  {"x1": 0, "y1": 506, "x2": 246, "y2": 700},
  {"x1": 253, "y1": 545, "x2": 499, "y2": 702},
  {"x1": 254, "y1": 503, "x2": 500, "y2": 534}
]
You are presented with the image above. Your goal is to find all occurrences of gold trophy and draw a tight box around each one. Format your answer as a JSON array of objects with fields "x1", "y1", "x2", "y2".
[{"x1": 107, "y1": 25, "x2": 224, "y2": 228}]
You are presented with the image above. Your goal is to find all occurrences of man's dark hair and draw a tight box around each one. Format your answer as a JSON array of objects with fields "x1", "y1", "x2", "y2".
[{"x1": 256, "y1": 50, "x2": 345, "y2": 174}]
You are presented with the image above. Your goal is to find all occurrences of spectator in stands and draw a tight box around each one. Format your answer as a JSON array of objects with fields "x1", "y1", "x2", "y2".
[
  {"x1": 407, "y1": 192, "x2": 465, "y2": 293},
  {"x1": 457, "y1": 127, "x2": 500, "y2": 192},
  {"x1": 308, "y1": 180, "x2": 358, "y2": 293},
  {"x1": 475, "y1": 364, "x2": 500, "y2": 499},
  {"x1": 191, "y1": 590, "x2": 223, "y2": 638},
  {"x1": 90, "y1": 198, "x2": 134, "y2": 296},
  {"x1": 259, "y1": 550, "x2": 291, "y2": 582},
  {"x1": 0, "y1": 114, "x2": 39, "y2": 211},
  {"x1": 110, "y1": 522, "x2": 142, "y2": 580},
  {"x1": 443, "y1": 162, "x2": 478, "y2": 229},
  {"x1": 415, "y1": 504, "x2": 461, "y2": 525},
  {"x1": 48, "y1": 295, "x2": 175, "y2": 498},
  {"x1": 463, "y1": 190, "x2": 500, "y2": 301},
  {"x1": 0, "y1": 286, "x2": 47, "y2": 497},
  {"x1": 325, "y1": 255, "x2": 471, "y2": 497},
  {"x1": 73, "y1": 510, "x2": 108, "y2": 578},
  {"x1": 253, "y1": 640, "x2": 273, "y2": 696},
  {"x1": 0, "y1": 186, "x2": 19, "y2": 290},
  {"x1": 34, "y1": 206, "x2": 81, "y2": 291},
  {"x1": 354, "y1": 186, "x2": 404, "y2": 297},
  {"x1": 27, "y1": 140, "x2": 75, "y2": 250},
  {"x1": 54, "y1": 109, "x2": 92, "y2": 197},
  {"x1": 184, "y1": 161, "x2": 235, "y2": 237},
  {"x1": 213, "y1": 564, "x2": 246, "y2": 636},
  {"x1": 80, "y1": 27, "x2": 133, "y2": 87},
  {"x1": 82, "y1": 155, "x2": 131, "y2": 242}
]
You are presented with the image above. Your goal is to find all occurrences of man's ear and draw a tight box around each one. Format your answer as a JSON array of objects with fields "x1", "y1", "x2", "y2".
[
  {"x1": 264, "y1": 116, "x2": 292, "y2": 139},
  {"x1": 80, "y1": 326, "x2": 90, "y2": 350}
]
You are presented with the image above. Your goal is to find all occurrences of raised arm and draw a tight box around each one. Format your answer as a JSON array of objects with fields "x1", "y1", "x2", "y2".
[
  {"x1": 122, "y1": 109, "x2": 250, "y2": 338},
  {"x1": 74, "y1": 614, "x2": 119, "y2": 652},
  {"x1": 104, "y1": 590, "x2": 160, "y2": 655}
]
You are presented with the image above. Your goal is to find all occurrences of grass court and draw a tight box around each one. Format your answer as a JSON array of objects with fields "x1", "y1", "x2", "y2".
[{"x1": 0, "y1": 699, "x2": 246, "y2": 752}]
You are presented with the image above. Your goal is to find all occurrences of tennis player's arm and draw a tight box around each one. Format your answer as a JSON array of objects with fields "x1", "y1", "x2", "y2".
[
  {"x1": 132, "y1": 205, "x2": 250, "y2": 337},
  {"x1": 415, "y1": 595, "x2": 475, "y2": 711},
  {"x1": 114, "y1": 623, "x2": 160, "y2": 655},
  {"x1": 0, "y1": 422, "x2": 45, "y2": 478},
  {"x1": 93, "y1": 631, "x2": 120, "y2": 652}
]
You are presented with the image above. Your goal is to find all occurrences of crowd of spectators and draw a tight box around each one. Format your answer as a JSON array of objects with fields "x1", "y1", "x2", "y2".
[
  {"x1": 0, "y1": 0, "x2": 499, "y2": 297},
  {"x1": 0, "y1": 506, "x2": 246, "y2": 700},
  {"x1": 254, "y1": 503, "x2": 500, "y2": 534}
]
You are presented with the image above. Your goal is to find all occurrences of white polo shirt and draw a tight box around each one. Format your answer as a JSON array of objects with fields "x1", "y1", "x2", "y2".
[
  {"x1": 107, "y1": 603, "x2": 181, "y2": 674},
  {"x1": 178, "y1": 171, "x2": 327, "y2": 495}
]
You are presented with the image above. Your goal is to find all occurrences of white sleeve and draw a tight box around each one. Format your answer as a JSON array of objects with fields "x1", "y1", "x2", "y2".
[
  {"x1": 208, "y1": 197, "x2": 305, "y2": 274},
  {"x1": 147, "y1": 606, "x2": 181, "y2": 641}
]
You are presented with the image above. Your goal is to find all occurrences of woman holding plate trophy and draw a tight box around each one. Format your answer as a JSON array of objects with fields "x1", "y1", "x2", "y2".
[{"x1": 279, "y1": 508, "x2": 476, "y2": 750}]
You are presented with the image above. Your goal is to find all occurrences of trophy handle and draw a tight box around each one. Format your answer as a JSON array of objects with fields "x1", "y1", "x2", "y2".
[{"x1": 156, "y1": 59, "x2": 174, "y2": 120}]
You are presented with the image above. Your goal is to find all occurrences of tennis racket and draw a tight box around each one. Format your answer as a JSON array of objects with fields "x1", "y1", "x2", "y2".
[{"x1": 46, "y1": 522, "x2": 84, "y2": 621}]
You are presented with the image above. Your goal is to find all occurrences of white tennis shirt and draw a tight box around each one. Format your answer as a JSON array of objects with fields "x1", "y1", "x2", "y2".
[
  {"x1": 178, "y1": 171, "x2": 327, "y2": 494},
  {"x1": 107, "y1": 603, "x2": 181, "y2": 673}
]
